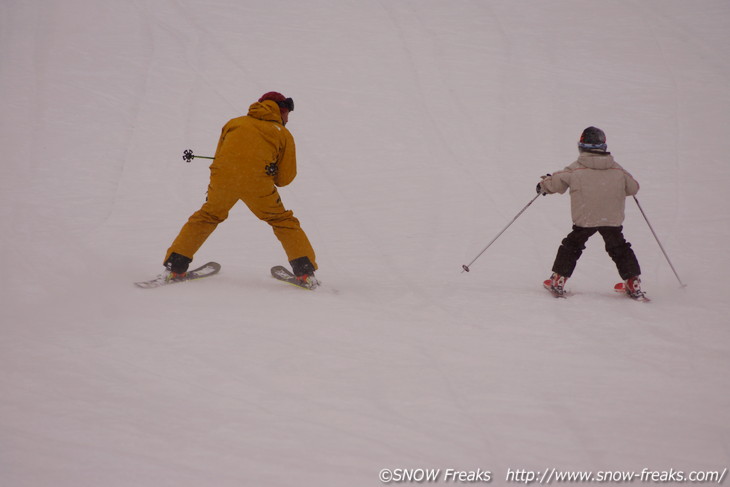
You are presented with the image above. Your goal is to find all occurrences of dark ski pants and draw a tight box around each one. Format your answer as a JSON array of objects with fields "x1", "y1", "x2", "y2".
[{"x1": 552, "y1": 225, "x2": 641, "y2": 280}]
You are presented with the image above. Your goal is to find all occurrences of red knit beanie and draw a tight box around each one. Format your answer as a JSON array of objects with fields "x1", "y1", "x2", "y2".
[
  {"x1": 259, "y1": 91, "x2": 286, "y2": 104},
  {"x1": 258, "y1": 92, "x2": 294, "y2": 112}
]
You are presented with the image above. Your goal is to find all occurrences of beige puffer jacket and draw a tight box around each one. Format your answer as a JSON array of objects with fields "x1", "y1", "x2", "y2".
[{"x1": 540, "y1": 151, "x2": 639, "y2": 227}]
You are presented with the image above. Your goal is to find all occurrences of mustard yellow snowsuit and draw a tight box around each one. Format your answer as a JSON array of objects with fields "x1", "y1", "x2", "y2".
[{"x1": 165, "y1": 100, "x2": 317, "y2": 272}]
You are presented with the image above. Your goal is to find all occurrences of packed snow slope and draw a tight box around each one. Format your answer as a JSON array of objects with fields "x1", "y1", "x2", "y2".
[{"x1": 2, "y1": 1, "x2": 729, "y2": 486}]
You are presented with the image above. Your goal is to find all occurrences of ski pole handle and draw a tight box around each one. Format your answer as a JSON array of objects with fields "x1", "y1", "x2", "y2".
[{"x1": 182, "y1": 149, "x2": 215, "y2": 163}]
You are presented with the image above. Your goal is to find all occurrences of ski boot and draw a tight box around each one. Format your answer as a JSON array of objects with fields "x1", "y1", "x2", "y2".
[
  {"x1": 622, "y1": 276, "x2": 648, "y2": 301},
  {"x1": 543, "y1": 272, "x2": 568, "y2": 298}
]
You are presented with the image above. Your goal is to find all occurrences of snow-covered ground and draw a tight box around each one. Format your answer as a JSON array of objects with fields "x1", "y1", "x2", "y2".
[{"x1": 2, "y1": 1, "x2": 729, "y2": 485}]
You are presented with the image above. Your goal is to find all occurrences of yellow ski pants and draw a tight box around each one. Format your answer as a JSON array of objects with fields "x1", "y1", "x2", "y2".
[{"x1": 165, "y1": 183, "x2": 317, "y2": 270}]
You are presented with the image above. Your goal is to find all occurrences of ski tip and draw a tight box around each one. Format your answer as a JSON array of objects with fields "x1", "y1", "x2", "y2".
[{"x1": 270, "y1": 265, "x2": 291, "y2": 278}]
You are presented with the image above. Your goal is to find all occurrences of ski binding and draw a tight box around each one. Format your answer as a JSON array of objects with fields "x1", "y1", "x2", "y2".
[
  {"x1": 614, "y1": 282, "x2": 650, "y2": 302},
  {"x1": 270, "y1": 265, "x2": 319, "y2": 290}
]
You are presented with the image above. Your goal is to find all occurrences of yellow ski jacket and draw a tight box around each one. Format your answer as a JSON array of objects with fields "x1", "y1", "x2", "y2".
[{"x1": 209, "y1": 100, "x2": 296, "y2": 191}]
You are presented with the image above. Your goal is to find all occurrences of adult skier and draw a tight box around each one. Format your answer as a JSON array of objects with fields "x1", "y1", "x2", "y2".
[
  {"x1": 162, "y1": 91, "x2": 319, "y2": 289},
  {"x1": 537, "y1": 126, "x2": 645, "y2": 299}
]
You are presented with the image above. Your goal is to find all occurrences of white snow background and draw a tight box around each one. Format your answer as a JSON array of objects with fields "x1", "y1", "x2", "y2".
[{"x1": 1, "y1": 1, "x2": 729, "y2": 486}]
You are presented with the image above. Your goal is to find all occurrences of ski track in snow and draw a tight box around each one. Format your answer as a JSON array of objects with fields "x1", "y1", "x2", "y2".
[{"x1": 1, "y1": 1, "x2": 729, "y2": 486}]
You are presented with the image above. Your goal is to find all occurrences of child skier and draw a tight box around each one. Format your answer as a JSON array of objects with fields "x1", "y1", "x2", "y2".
[{"x1": 537, "y1": 126, "x2": 646, "y2": 299}]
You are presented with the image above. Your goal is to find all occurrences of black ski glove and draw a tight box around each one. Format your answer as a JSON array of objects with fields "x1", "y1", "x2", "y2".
[{"x1": 536, "y1": 174, "x2": 551, "y2": 195}]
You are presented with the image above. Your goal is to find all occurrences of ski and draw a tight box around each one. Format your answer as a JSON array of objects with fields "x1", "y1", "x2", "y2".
[
  {"x1": 614, "y1": 282, "x2": 650, "y2": 302},
  {"x1": 270, "y1": 265, "x2": 318, "y2": 290},
  {"x1": 134, "y1": 262, "x2": 221, "y2": 289}
]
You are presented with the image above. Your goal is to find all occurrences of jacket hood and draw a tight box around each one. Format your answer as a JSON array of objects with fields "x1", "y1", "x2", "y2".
[
  {"x1": 247, "y1": 100, "x2": 283, "y2": 124},
  {"x1": 576, "y1": 151, "x2": 616, "y2": 170}
]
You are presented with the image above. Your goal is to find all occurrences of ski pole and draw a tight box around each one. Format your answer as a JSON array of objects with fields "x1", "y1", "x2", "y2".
[
  {"x1": 182, "y1": 149, "x2": 214, "y2": 163},
  {"x1": 462, "y1": 193, "x2": 541, "y2": 273},
  {"x1": 632, "y1": 196, "x2": 686, "y2": 287}
]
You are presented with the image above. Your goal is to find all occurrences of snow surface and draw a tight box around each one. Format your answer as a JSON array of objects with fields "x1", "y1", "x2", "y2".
[{"x1": 2, "y1": 1, "x2": 729, "y2": 485}]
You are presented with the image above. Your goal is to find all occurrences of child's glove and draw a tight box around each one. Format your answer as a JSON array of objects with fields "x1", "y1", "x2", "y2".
[{"x1": 536, "y1": 174, "x2": 551, "y2": 195}]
